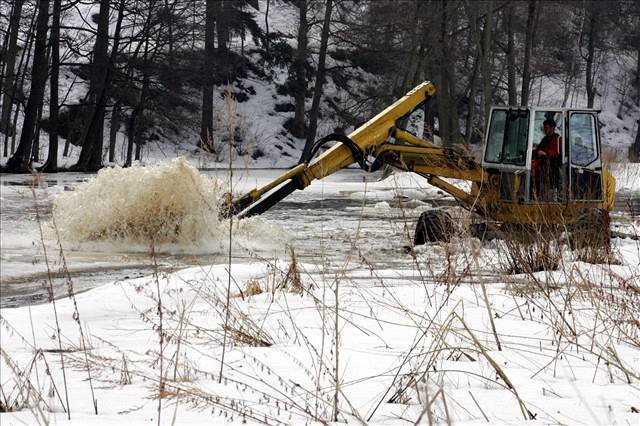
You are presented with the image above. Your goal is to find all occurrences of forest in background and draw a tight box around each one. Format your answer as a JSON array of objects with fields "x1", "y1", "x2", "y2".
[{"x1": 0, "y1": 0, "x2": 639, "y2": 173}]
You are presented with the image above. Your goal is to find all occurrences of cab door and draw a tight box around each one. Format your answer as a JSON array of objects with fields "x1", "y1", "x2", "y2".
[
  {"x1": 568, "y1": 111, "x2": 602, "y2": 200},
  {"x1": 529, "y1": 109, "x2": 566, "y2": 203},
  {"x1": 482, "y1": 108, "x2": 530, "y2": 203}
]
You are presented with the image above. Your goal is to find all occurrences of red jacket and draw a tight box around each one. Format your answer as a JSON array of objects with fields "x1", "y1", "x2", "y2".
[{"x1": 532, "y1": 134, "x2": 560, "y2": 176}]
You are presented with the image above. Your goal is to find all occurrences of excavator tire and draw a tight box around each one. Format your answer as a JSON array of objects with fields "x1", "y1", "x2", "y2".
[{"x1": 414, "y1": 210, "x2": 454, "y2": 245}]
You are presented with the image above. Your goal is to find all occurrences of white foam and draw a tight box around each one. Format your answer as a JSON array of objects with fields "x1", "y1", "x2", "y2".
[{"x1": 51, "y1": 158, "x2": 287, "y2": 254}]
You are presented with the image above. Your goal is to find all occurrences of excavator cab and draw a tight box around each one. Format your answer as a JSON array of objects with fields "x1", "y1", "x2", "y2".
[{"x1": 482, "y1": 107, "x2": 604, "y2": 205}]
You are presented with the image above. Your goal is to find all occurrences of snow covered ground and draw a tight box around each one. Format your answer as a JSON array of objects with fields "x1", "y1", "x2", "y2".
[{"x1": 1, "y1": 162, "x2": 639, "y2": 425}]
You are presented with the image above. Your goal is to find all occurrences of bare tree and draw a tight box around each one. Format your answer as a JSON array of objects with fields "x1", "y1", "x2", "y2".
[
  {"x1": 301, "y1": 0, "x2": 333, "y2": 162},
  {"x1": 291, "y1": 0, "x2": 308, "y2": 139},
  {"x1": 629, "y1": 120, "x2": 640, "y2": 161},
  {"x1": 584, "y1": 2, "x2": 598, "y2": 108},
  {"x1": 3, "y1": 0, "x2": 49, "y2": 172},
  {"x1": 41, "y1": 0, "x2": 62, "y2": 172},
  {"x1": 74, "y1": 0, "x2": 111, "y2": 171},
  {"x1": 126, "y1": 0, "x2": 156, "y2": 166},
  {"x1": 466, "y1": 0, "x2": 493, "y2": 125},
  {"x1": 108, "y1": 102, "x2": 121, "y2": 163},
  {"x1": 200, "y1": 0, "x2": 217, "y2": 150},
  {"x1": 1, "y1": 0, "x2": 25, "y2": 135},
  {"x1": 5, "y1": 6, "x2": 36, "y2": 158},
  {"x1": 506, "y1": 2, "x2": 517, "y2": 105},
  {"x1": 432, "y1": 0, "x2": 461, "y2": 147},
  {"x1": 217, "y1": 0, "x2": 229, "y2": 52},
  {"x1": 520, "y1": 0, "x2": 537, "y2": 106}
]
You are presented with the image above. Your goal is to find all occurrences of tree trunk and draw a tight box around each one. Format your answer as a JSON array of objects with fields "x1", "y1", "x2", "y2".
[
  {"x1": 300, "y1": 0, "x2": 332, "y2": 163},
  {"x1": 217, "y1": 0, "x2": 229, "y2": 52},
  {"x1": 62, "y1": 129, "x2": 70, "y2": 156},
  {"x1": 125, "y1": 109, "x2": 136, "y2": 166},
  {"x1": 9, "y1": 103, "x2": 21, "y2": 155},
  {"x1": 521, "y1": 0, "x2": 536, "y2": 106},
  {"x1": 126, "y1": 93, "x2": 147, "y2": 167},
  {"x1": 32, "y1": 102, "x2": 43, "y2": 163},
  {"x1": 4, "y1": 0, "x2": 50, "y2": 172},
  {"x1": 135, "y1": 65, "x2": 152, "y2": 162},
  {"x1": 127, "y1": 24, "x2": 153, "y2": 166},
  {"x1": 0, "y1": 0, "x2": 24, "y2": 135},
  {"x1": 585, "y1": 8, "x2": 597, "y2": 108},
  {"x1": 3, "y1": 2, "x2": 36, "y2": 157},
  {"x1": 74, "y1": 0, "x2": 111, "y2": 171},
  {"x1": 165, "y1": 0, "x2": 174, "y2": 66},
  {"x1": 636, "y1": 42, "x2": 640, "y2": 104},
  {"x1": 506, "y1": 2, "x2": 517, "y2": 105},
  {"x1": 73, "y1": 0, "x2": 124, "y2": 170},
  {"x1": 481, "y1": 1, "x2": 493, "y2": 120},
  {"x1": 42, "y1": 0, "x2": 62, "y2": 172},
  {"x1": 423, "y1": 99, "x2": 436, "y2": 141},
  {"x1": 465, "y1": 53, "x2": 480, "y2": 145},
  {"x1": 466, "y1": 0, "x2": 492, "y2": 134},
  {"x1": 396, "y1": 0, "x2": 422, "y2": 98},
  {"x1": 433, "y1": 0, "x2": 459, "y2": 147},
  {"x1": 108, "y1": 102, "x2": 120, "y2": 163},
  {"x1": 134, "y1": 115, "x2": 144, "y2": 161},
  {"x1": 264, "y1": 0, "x2": 270, "y2": 58},
  {"x1": 629, "y1": 120, "x2": 640, "y2": 161},
  {"x1": 200, "y1": 0, "x2": 217, "y2": 150},
  {"x1": 636, "y1": 44, "x2": 640, "y2": 105},
  {"x1": 292, "y1": 0, "x2": 308, "y2": 139}
]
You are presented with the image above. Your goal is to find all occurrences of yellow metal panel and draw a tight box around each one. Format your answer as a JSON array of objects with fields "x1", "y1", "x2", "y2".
[
  {"x1": 393, "y1": 129, "x2": 439, "y2": 148},
  {"x1": 374, "y1": 145, "x2": 485, "y2": 182},
  {"x1": 602, "y1": 168, "x2": 616, "y2": 211}
]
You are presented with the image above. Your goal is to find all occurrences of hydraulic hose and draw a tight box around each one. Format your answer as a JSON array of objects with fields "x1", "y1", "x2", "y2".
[{"x1": 303, "y1": 133, "x2": 384, "y2": 172}]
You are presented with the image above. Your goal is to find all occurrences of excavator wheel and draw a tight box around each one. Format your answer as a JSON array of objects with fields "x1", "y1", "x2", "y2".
[{"x1": 414, "y1": 210, "x2": 455, "y2": 245}]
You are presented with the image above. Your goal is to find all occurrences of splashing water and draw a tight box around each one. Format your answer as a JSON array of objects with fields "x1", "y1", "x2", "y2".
[{"x1": 51, "y1": 158, "x2": 286, "y2": 254}]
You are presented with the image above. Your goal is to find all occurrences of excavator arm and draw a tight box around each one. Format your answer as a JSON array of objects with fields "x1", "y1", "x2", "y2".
[{"x1": 224, "y1": 82, "x2": 487, "y2": 218}]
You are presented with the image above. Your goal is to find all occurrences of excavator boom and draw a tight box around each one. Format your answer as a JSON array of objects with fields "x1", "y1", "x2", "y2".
[{"x1": 224, "y1": 82, "x2": 485, "y2": 218}]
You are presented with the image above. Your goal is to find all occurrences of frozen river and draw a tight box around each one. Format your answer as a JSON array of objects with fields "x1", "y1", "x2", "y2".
[
  {"x1": 0, "y1": 168, "x2": 457, "y2": 307},
  {"x1": 2, "y1": 166, "x2": 638, "y2": 308}
]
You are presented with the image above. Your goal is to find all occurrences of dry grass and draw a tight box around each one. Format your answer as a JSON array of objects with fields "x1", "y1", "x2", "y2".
[
  {"x1": 3, "y1": 165, "x2": 638, "y2": 426},
  {"x1": 242, "y1": 278, "x2": 263, "y2": 297}
]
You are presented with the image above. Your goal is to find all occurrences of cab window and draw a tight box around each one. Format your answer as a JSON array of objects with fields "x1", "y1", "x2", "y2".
[
  {"x1": 569, "y1": 113, "x2": 598, "y2": 166},
  {"x1": 485, "y1": 110, "x2": 506, "y2": 163},
  {"x1": 484, "y1": 109, "x2": 529, "y2": 166},
  {"x1": 533, "y1": 111, "x2": 563, "y2": 146}
]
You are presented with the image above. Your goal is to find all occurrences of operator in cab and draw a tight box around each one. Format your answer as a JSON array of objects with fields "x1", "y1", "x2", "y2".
[{"x1": 532, "y1": 118, "x2": 561, "y2": 200}]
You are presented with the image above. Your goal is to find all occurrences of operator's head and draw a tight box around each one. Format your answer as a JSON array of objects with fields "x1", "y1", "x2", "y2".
[{"x1": 543, "y1": 118, "x2": 556, "y2": 137}]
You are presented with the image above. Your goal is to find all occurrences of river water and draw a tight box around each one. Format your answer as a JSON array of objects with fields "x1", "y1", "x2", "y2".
[
  {"x1": 1, "y1": 168, "x2": 638, "y2": 308},
  {"x1": 1, "y1": 168, "x2": 451, "y2": 307}
]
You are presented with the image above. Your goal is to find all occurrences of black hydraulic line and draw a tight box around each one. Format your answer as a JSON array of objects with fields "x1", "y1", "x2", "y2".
[{"x1": 303, "y1": 133, "x2": 384, "y2": 172}]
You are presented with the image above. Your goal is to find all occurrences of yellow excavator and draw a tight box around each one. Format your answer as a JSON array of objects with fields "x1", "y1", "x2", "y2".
[{"x1": 224, "y1": 82, "x2": 615, "y2": 244}]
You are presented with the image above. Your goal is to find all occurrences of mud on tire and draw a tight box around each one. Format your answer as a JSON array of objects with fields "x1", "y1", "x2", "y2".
[{"x1": 414, "y1": 210, "x2": 455, "y2": 245}]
